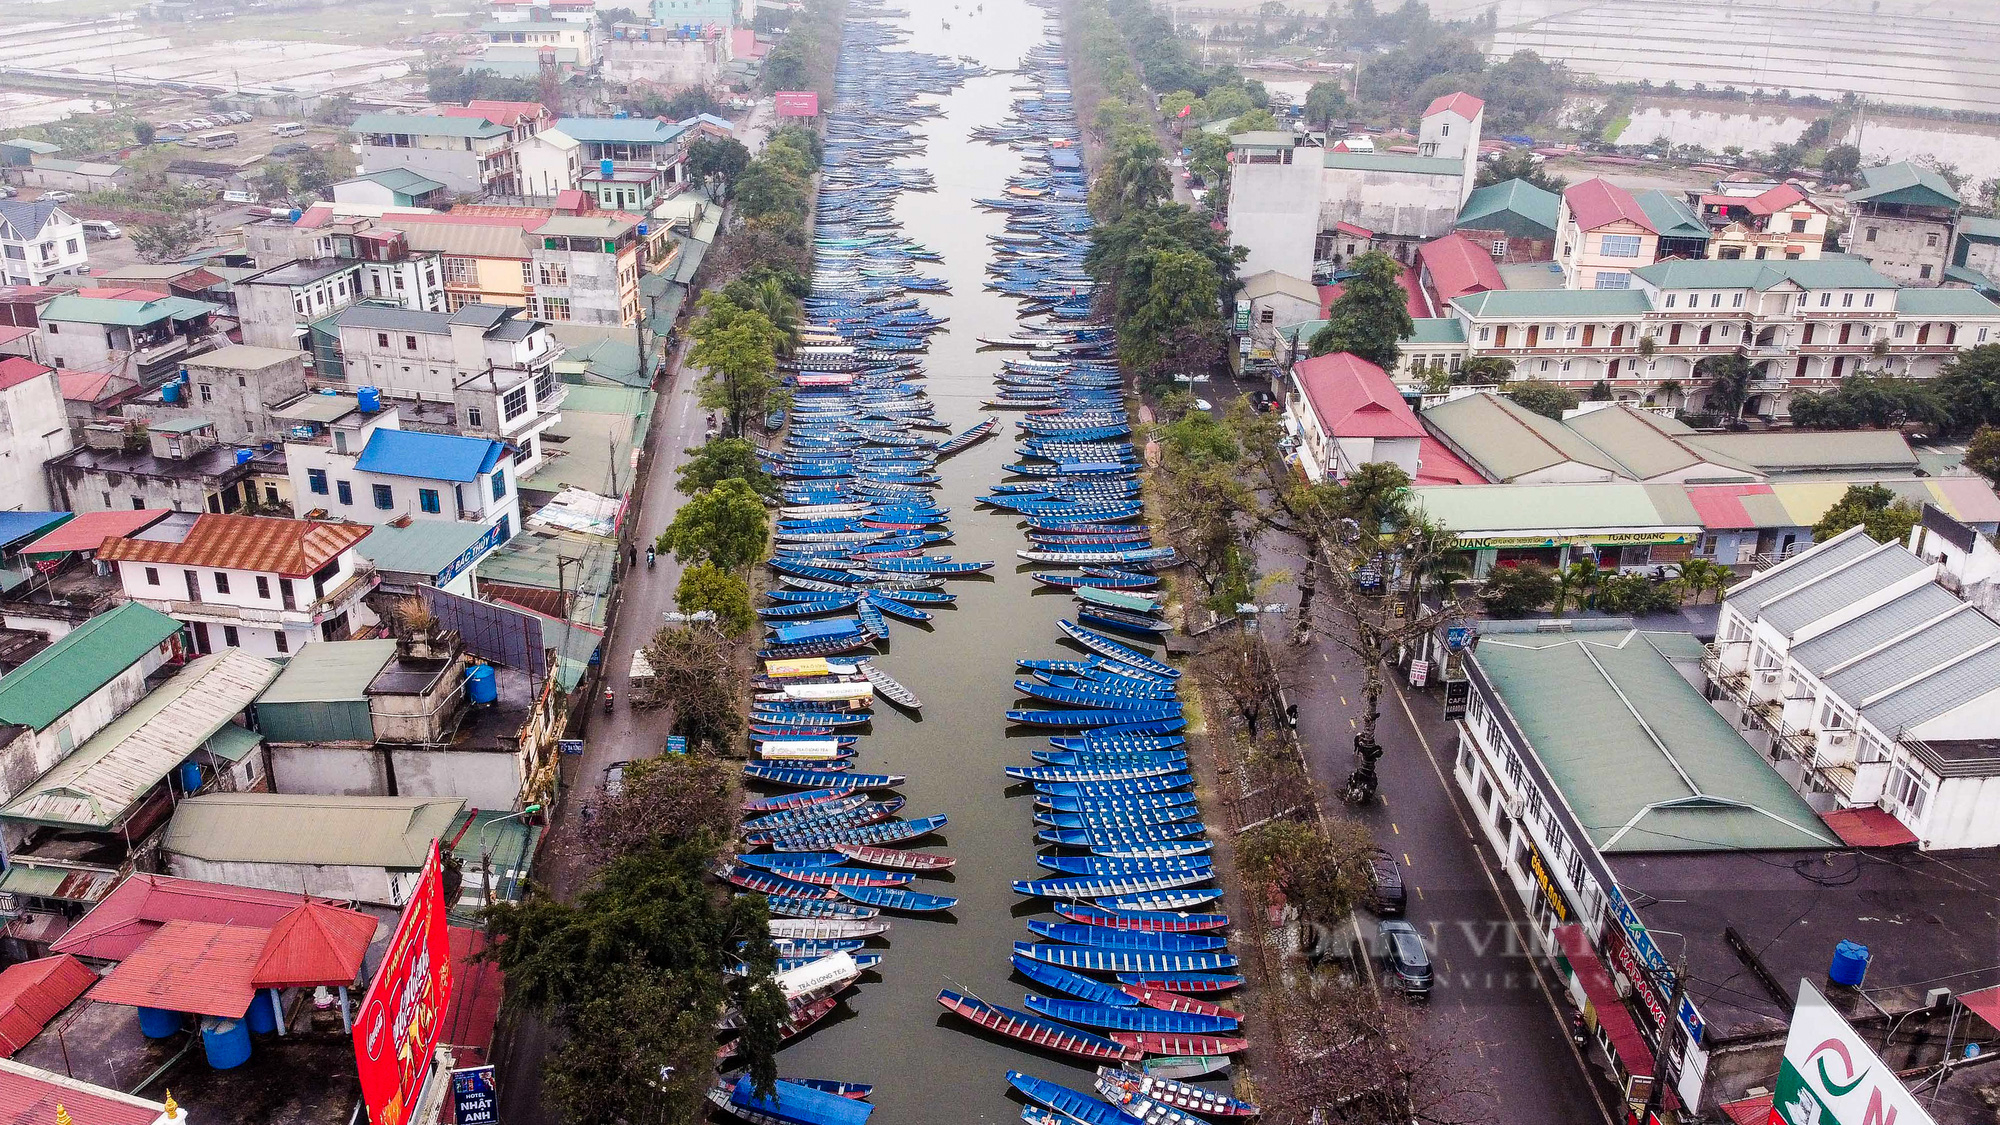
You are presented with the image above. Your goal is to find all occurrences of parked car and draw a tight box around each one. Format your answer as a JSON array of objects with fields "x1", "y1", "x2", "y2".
[
  {"x1": 1377, "y1": 919, "x2": 1432, "y2": 998},
  {"x1": 82, "y1": 220, "x2": 121, "y2": 239},
  {"x1": 187, "y1": 117, "x2": 212, "y2": 129},
  {"x1": 603, "y1": 759, "x2": 629, "y2": 797},
  {"x1": 41, "y1": 191, "x2": 71, "y2": 203},
  {"x1": 1247, "y1": 389, "x2": 1277, "y2": 413},
  {"x1": 1368, "y1": 848, "x2": 1406, "y2": 917}
]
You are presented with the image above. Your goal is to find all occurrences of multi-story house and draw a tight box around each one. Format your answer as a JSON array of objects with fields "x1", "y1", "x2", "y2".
[
  {"x1": 529, "y1": 214, "x2": 644, "y2": 325},
  {"x1": 1453, "y1": 178, "x2": 1560, "y2": 264},
  {"x1": 0, "y1": 201, "x2": 86, "y2": 288},
  {"x1": 98, "y1": 512, "x2": 378, "y2": 657},
  {"x1": 442, "y1": 100, "x2": 553, "y2": 146},
  {"x1": 163, "y1": 345, "x2": 310, "y2": 445},
  {"x1": 0, "y1": 358, "x2": 73, "y2": 511},
  {"x1": 44, "y1": 418, "x2": 289, "y2": 516},
  {"x1": 284, "y1": 399, "x2": 518, "y2": 539},
  {"x1": 325, "y1": 303, "x2": 565, "y2": 473},
  {"x1": 353, "y1": 113, "x2": 514, "y2": 197},
  {"x1": 330, "y1": 170, "x2": 453, "y2": 210},
  {"x1": 1555, "y1": 179, "x2": 1660, "y2": 290},
  {"x1": 554, "y1": 118, "x2": 689, "y2": 206},
  {"x1": 1844, "y1": 161, "x2": 1960, "y2": 285},
  {"x1": 1693, "y1": 181, "x2": 1830, "y2": 262},
  {"x1": 37, "y1": 290, "x2": 225, "y2": 384},
  {"x1": 234, "y1": 237, "x2": 445, "y2": 352},
  {"x1": 479, "y1": 17, "x2": 595, "y2": 67},
  {"x1": 514, "y1": 127, "x2": 583, "y2": 199}
]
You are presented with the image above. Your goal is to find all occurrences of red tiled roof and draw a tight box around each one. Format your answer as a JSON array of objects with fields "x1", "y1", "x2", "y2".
[
  {"x1": 168, "y1": 267, "x2": 224, "y2": 293},
  {"x1": 0, "y1": 957, "x2": 96, "y2": 1056},
  {"x1": 55, "y1": 369, "x2": 133, "y2": 404},
  {"x1": 1333, "y1": 221, "x2": 1373, "y2": 238},
  {"x1": 1317, "y1": 283, "x2": 1342, "y2": 318},
  {"x1": 1819, "y1": 807, "x2": 1918, "y2": 848},
  {"x1": 0, "y1": 358, "x2": 51, "y2": 393},
  {"x1": 1744, "y1": 183, "x2": 1808, "y2": 215},
  {"x1": 437, "y1": 926, "x2": 503, "y2": 1067},
  {"x1": 554, "y1": 189, "x2": 588, "y2": 213},
  {"x1": 0, "y1": 325, "x2": 32, "y2": 345},
  {"x1": 71, "y1": 288, "x2": 171, "y2": 302},
  {"x1": 89, "y1": 919, "x2": 269, "y2": 1019},
  {"x1": 1293, "y1": 352, "x2": 1424, "y2": 439},
  {"x1": 1423, "y1": 92, "x2": 1485, "y2": 120},
  {"x1": 1415, "y1": 438, "x2": 1488, "y2": 485},
  {"x1": 18, "y1": 510, "x2": 170, "y2": 556},
  {"x1": 52, "y1": 873, "x2": 339, "y2": 963},
  {"x1": 1418, "y1": 233, "x2": 1505, "y2": 305},
  {"x1": 731, "y1": 28, "x2": 769, "y2": 58},
  {"x1": 98, "y1": 514, "x2": 371, "y2": 578},
  {"x1": 0, "y1": 1060, "x2": 163, "y2": 1125},
  {"x1": 1393, "y1": 264, "x2": 1430, "y2": 319},
  {"x1": 1564, "y1": 178, "x2": 1656, "y2": 233},
  {"x1": 1959, "y1": 984, "x2": 2000, "y2": 1034},
  {"x1": 251, "y1": 902, "x2": 377, "y2": 988},
  {"x1": 1684, "y1": 483, "x2": 1774, "y2": 530},
  {"x1": 446, "y1": 100, "x2": 548, "y2": 125}
]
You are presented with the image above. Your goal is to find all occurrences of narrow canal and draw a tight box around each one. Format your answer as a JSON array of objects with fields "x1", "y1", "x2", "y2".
[{"x1": 770, "y1": 1, "x2": 1143, "y2": 1120}]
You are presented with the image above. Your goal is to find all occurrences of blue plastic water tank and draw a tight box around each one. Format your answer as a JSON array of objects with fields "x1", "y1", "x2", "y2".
[
  {"x1": 245, "y1": 989, "x2": 278, "y2": 1034},
  {"x1": 235, "y1": 448, "x2": 253, "y2": 465},
  {"x1": 288, "y1": 208, "x2": 302, "y2": 223},
  {"x1": 162, "y1": 382, "x2": 182, "y2": 404},
  {"x1": 358, "y1": 385, "x2": 382, "y2": 413},
  {"x1": 137, "y1": 1006, "x2": 182, "y2": 1039},
  {"x1": 600, "y1": 157, "x2": 615, "y2": 179},
  {"x1": 637, "y1": 222, "x2": 648, "y2": 237},
  {"x1": 613, "y1": 110, "x2": 630, "y2": 119},
  {"x1": 1830, "y1": 940, "x2": 1871, "y2": 986},
  {"x1": 465, "y1": 664, "x2": 499, "y2": 705},
  {"x1": 201, "y1": 1016, "x2": 252, "y2": 1069},
  {"x1": 177, "y1": 760, "x2": 203, "y2": 792}
]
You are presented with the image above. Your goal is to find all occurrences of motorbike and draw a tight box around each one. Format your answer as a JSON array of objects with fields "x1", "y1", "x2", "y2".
[
  {"x1": 602, "y1": 688, "x2": 615, "y2": 714},
  {"x1": 646, "y1": 546, "x2": 656, "y2": 569}
]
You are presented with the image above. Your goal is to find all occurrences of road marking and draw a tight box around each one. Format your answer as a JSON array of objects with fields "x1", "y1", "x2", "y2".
[
  {"x1": 1390, "y1": 679, "x2": 1618, "y2": 1125},
  {"x1": 1403, "y1": 852, "x2": 1412, "y2": 867},
  {"x1": 1339, "y1": 695, "x2": 1348, "y2": 706},
  {"x1": 1391, "y1": 822, "x2": 1400, "y2": 835},
  {"x1": 1415, "y1": 885, "x2": 1424, "y2": 900}
]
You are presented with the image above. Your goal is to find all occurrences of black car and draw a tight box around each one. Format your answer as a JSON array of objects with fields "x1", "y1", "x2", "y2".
[
  {"x1": 1377, "y1": 920, "x2": 1432, "y2": 999},
  {"x1": 1247, "y1": 389, "x2": 1278, "y2": 413},
  {"x1": 1368, "y1": 847, "x2": 1406, "y2": 916}
]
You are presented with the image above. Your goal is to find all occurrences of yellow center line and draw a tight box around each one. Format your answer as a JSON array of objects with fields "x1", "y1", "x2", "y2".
[
  {"x1": 1403, "y1": 852, "x2": 1412, "y2": 867},
  {"x1": 1391, "y1": 822, "x2": 1400, "y2": 835}
]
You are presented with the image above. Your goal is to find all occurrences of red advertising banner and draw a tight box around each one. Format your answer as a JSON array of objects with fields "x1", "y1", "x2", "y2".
[
  {"x1": 774, "y1": 91, "x2": 820, "y2": 117},
  {"x1": 354, "y1": 844, "x2": 455, "y2": 1125}
]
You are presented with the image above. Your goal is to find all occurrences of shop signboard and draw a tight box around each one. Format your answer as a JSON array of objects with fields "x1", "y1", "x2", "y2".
[
  {"x1": 1443, "y1": 679, "x2": 1470, "y2": 719},
  {"x1": 1454, "y1": 532, "x2": 1694, "y2": 550},
  {"x1": 452, "y1": 1067, "x2": 497, "y2": 1125},
  {"x1": 354, "y1": 843, "x2": 454, "y2": 1125},
  {"x1": 1771, "y1": 980, "x2": 1935, "y2": 1125},
  {"x1": 1523, "y1": 837, "x2": 1574, "y2": 925},
  {"x1": 1607, "y1": 887, "x2": 1704, "y2": 1043},
  {"x1": 774, "y1": 91, "x2": 820, "y2": 117}
]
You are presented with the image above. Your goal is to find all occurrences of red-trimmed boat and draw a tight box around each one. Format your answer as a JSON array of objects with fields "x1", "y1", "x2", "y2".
[
  {"x1": 831, "y1": 843, "x2": 956, "y2": 870},
  {"x1": 1118, "y1": 985, "x2": 1245, "y2": 1022},
  {"x1": 935, "y1": 989, "x2": 1137, "y2": 1062},
  {"x1": 1112, "y1": 1032, "x2": 1250, "y2": 1057},
  {"x1": 1055, "y1": 902, "x2": 1229, "y2": 933}
]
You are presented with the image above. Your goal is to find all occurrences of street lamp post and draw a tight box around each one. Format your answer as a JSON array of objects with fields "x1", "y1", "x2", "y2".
[{"x1": 476, "y1": 803, "x2": 544, "y2": 907}]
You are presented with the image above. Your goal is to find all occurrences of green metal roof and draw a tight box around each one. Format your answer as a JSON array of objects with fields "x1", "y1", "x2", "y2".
[
  {"x1": 163, "y1": 793, "x2": 466, "y2": 868},
  {"x1": 1631, "y1": 257, "x2": 1898, "y2": 291},
  {"x1": 1847, "y1": 161, "x2": 1961, "y2": 208},
  {"x1": 1424, "y1": 392, "x2": 1627, "y2": 481},
  {"x1": 1229, "y1": 130, "x2": 1297, "y2": 148},
  {"x1": 1455, "y1": 178, "x2": 1559, "y2": 237},
  {"x1": 257, "y1": 639, "x2": 399, "y2": 705},
  {"x1": 1410, "y1": 481, "x2": 1701, "y2": 535},
  {"x1": 1405, "y1": 318, "x2": 1466, "y2": 344},
  {"x1": 1635, "y1": 189, "x2": 1708, "y2": 240},
  {"x1": 554, "y1": 337, "x2": 644, "y2": 386},
  {"x1": 0, "y1": 604, "x2": 181, "y2": 731},
  {"x1": 1564, "y1": 406, "x2": 1760, "y2": 481},
  {"x1": 204, "y1": 722, "x2": 262, "y2": 763},
  {"x1": 1686, "y1": 430, "x2": 1917, "y2": 473},
  {"x1": 524, "y1": 386, "x2": 655, "y2": 498},
  {"x1": 1956, "y1": 215, "x2": 2000, "y2": 244},
  {"x1": 353, "y1": 113, "x2": 508, "y2": 139},
  {"x1": 359, "y1": 521, "x2": 496, "y2": 579},
  {"x1": 1895, "y1": 287, "x2": 2000, "y2": 315},
  {"x1": 1323, "y1": 151, "x2": 1464, "y2": 176},
  {"x1": 342, "y1": 168, "x2": 447, "y2": 196},
  {"x1": 1451, "y1": 289, "x2": 1651, "y2": 317},
  {"x1": 1477, "y1": 630, "x2": 1837, "y2": 853},
  {"x1": 40, "y1": 294, "x2": 221, "y2": 327}
]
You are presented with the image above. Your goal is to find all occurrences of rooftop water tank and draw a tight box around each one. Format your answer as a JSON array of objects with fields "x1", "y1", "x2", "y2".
[
  {"x1": 137, "y1": 1006, "x2": 182, "y2": 1039},
  {"x1": 178, "y1": 759, "x2": 204, "y2": 791},
  {"x1": 613, "y1": 110, "x2": 630, "y2": 119},
  {"x1": 465, "y1": 663, "x2": 499, "y2": 705},
  {"x1": 202, "y1": 1015, "x2": 252, "y2": 1069},
  {"x1": 234, "y1": 449, "x2": 253, "y2": 465},
  {"x1": 288, "y1": 208, "x2": 302, "y2": 223},
  {"x1": 637, "y1": 222, "x2": 648, "y2": 237},
  {"x1": 358, "y1": 386, "x2": 382, "y2": 413},
  {"x1": 162, "y1": 382, "x2": 182, "y2": 404},
  {"x1": 1830, "y1": 940, "x2": 1871, "y2": 987},
  {"x1": 600, "y1": 157, "x2": 615, "y2": 179}
]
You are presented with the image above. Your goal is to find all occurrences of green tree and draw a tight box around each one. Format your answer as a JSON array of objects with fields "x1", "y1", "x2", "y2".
[
  {"x1": 1092, "y1": 134, "x2": 1173, "y2": 221},
  {"x1": 1967, "y1": 425, "x2": 2000, "y2": 487},
  {"x1": 1184, "y1": 130, "x2": 1231, "y2": 186},
  {"x1": 659, "y1": 477, "x2": 769, "y2": 572},
  {"x1": 1195, "y1": 85, "x2": 1254, "y2": 122},
  {"x1": 1121, "y1": 247, "x2": 1220, "y2": 374},
  {"x1": 1821, "y1": 144, "x2": 1863, "y2": 184},
  {"x1": 1481, "y1": 561, "x2": 1558, "y2": 617},
  {"x1": 761, "y1": 41, "x2": 809, "y2": 91},
  {"x1": 1935, "y1": 344, "x2": 2000, "y2": 433},
  {"x1": 133, "y1": 121, "x2": 155, "y2": 145},
  {"x1": 1227, "y1": 108, "x2": 1281, "y2": 133},
  {"x1": 1673, "y1": 558, "x2": 1735, "y2": 605},
  {"x1": 677, "y1": 438, "x2": 777, "y2": 500},
  {"x1": 1550, "y1": 560, "x2": 1600, "y2": 615},
  {"x1": 685, "y1": 136, "x2": 752, "y2": 199},
  {"x1": 675, "y1": 563, "x2": 756, "y2": 637},
  {"x1": 1303, "y1": 80, "x2": 1348, "y2": 132},
  {"x1": 1812, "y1": 483, "x2": 1921, "y2": 545},
  {"x1": 688, "y1": 295, "x2": 786, "y2": 436},
  {"x1": 1238, "y1": 818, "x2": 1376, "y2": 941},
  {"x1": 721, "y1": 274, "x2": 801, "y2": 354},
  {"x1": 129, "y1": 217, "x2": 212, "y2": 263},
  {"x1": 733, "y1": 160, "x2": 809, "y2": 225},
  {"x1": 1786, "y1": 373, "x2": 1943, "y2": 429},
  {"x1": 1504, "y1": 379, "x2": 1578, "y2": 420},
  {"x1": 1158, "y1": 89, "x2": 1200, "y2": 121},
  {"x1": 1697, "y1": 352, "x2": 1757, "y2": 419},
  {"x1": 1474, "y1": 149, "x2": 1567, "y2": 193},
  {"x1": 1307, "y1": 251, "x2": 1411, "y2": 369},
  {"x1": 1460, "y1": 355, "x2": 1515, "y2": 384}
]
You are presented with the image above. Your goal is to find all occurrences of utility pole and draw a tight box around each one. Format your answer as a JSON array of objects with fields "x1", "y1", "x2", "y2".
[{"x1": 1641, "y1": 958, "x2": 1689, "y2": 1125}]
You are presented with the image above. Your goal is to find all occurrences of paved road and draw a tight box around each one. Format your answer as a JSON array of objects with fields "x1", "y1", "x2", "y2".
[{"x1": 1259, "y1": 538, "x2": 1617, "y2": 1125}]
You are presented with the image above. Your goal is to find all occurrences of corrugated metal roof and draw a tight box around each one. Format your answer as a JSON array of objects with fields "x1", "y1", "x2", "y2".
[
  {"x1": 1897, "y1": 288, "x2": 2000, "y2": 316},
  {"x1": 1410, "y1": 482, "x2": 1695, "y2": 535},
  {"x1": 1451, "y1": 288, "x2": 1651, "y2": 318},
  {"x1": 275, "y1": 392, "x2": 360, "y2": 423},
  {"x1": 204, "y1": 722, "x2": 262, "y2": 763},
  {"x1": 1322, "y1": 150, "x2": 1462, "y2": 176},
  {"x1": 1456, "y1": 178, "x2": 1560, "y2": 237},
  {"x1": 17, "y1": 510, "x2": 169, "y2": 556},
  {"x1": 1759, "y1": 543, "x2": 1926, "y2": 635},
  {"x1": 0, "y1": 604, "x2": 180, "y2": 732},
  {"x1": 163, "y1": 793, "x2": 466, "y2": 869},
  {"x1": 1476, "y1": 630, "x2": 1834, "y2": 852},
  {"x1": 0, "y1": 957, "x2": 96, "y2": 1056},
  {"x1": 1687, "y1": 430, "x2": 1916, "y2": 473},
  {"x1": 359, "y1": 522, "x2": 496, "y2": 579},
  {"x1": 1, "y1": 649, "x2": 279, "y2": 829},
  {"x1": 1422, "y1": 392, "x2": 1626, "y2": 481},
  {"x1": 1726, "y1": 529, "x2": 1881, "y2": 610},
  {"x1": 0, "y1": 513, "x2": 69, "y2": 550},
  {"x1": 1823, "y1": 603, "x2": 2000, "y2": 718},
  {"x1": 354, "y1": 113, "x2": 507, "y2": 139},
  {"x1": 98, "y1": 514, "x2": 372, "y2": 578},
  {"x1": 354, "y1": 427, "x2": 507, "y2": 482},
  {"x1": 1848, "y1": 161, "x2": 1960, "y2": 207},
  {"x1": 89, "y1": 919, "x2": 267, "y2": 1018},
  {"x1": 1566, "y1": 407, "x2": 1759, "y2": 481},
  {"x1": 250, "y1": 902, "x2": 376, "y2": 988},
  {"x1": 51, "y1": 873, "x2": 332, "y2": 962},
  {"x1": 1790, "y1": 582, "x2": 1963, "y2": 674},
  {"x1": 39, "y1": 294, "x2": 219, "y2": 327},
  {"x1": 257, "y1": 639, "x2": 399, "y2": 704},
  {"x1": 0, "y1": 1058, "x2": 165, "y2": 1125}
]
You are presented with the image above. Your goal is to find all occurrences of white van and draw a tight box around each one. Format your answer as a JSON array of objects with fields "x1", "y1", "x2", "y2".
[{"x1": 272, "y1": 121, "x2": 305, "y2": 137}]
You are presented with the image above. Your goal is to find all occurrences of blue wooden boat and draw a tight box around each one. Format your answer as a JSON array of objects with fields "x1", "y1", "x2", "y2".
[
  {"x1": 1035, "y1": 791, "x2": 1196, "y2": 814},
  {"x1": 1014, "y1": 943, "x2": 1241, "y2": 974},
  {"x1": 935, "y1": 417, "x2": 996, "y2": 456},
  {"x1": 1007, "y1": 708, "x2": 1183, "y2": 729},
  {"x1": 749, "y1": 712, "x2": 874, "y2": 729},
  {"x1": 709, "y1": 1076, "x2": 874, "y2": 1125},
  {"x1": 1113, "y1": 972, "x2": 1245, "y2": 993},
  {"x1": 1049, "y1": 731, "x2": 1185, "y2": 752},
  {"x1": 1079, "y1": 841, "x2": 1214, "y2": 860},
  {"x1": 1034, "y1": 674, "x2": 1177, "y2": 701},
  {"x1": 1098, "y1": 890, "x2": 1224, "y2": 912},
  {"x1": 742, "y1": 794, "x2": 895, "y2": 833},
  {"x1": 742, "y1": 787, "x2": 857, "y2": 813},
  {"x1": 760, "y1": 597, "x2": 862, "y2": 618},
  {"x1": 1026, "y1": 920, "x2": 1226, "y2": 953},
  {"x1": 1033, "y1": 571, "x2": 1159, "y2": 591},
  {"x1": 1078, "y1": 607, "x2": 1169, "y2": 637},
  {"x1": 1036, "y1": 855, "x2": 1212, "y2": 878},
  {"x1": 1011, "y1": 954, "x2": 1139, "y2": 1007},
  {"x1": 766, "y1": 937, "x2": 867, "y2": 956},
  {"x1": 1032, "y1": 749, "x2": 1187, "y2": 767},
  {"x1": 772, "y1": 814, "x2": 947, "y2": 852},
  {"x1": 1023, "y1": 995, "x2": 1238, "y2": 1035},
  {"x1": 763, "y1": 895, "x2": 880, "y2": 920},
  {"x1": 1012, "y1": 871, "x2": 1211, "y2": 899},
  {"x1": 724, "y1": 866, "x2": 837, "y2": 899},
  {"x1": 1012, "y1": 682, "x2": 1179, "y2": 710},
  {"x1": 1094, "y1": 1068, "x2": 1258, "y2": 1119},
  {"x1": 1034, "y1": 807, "x2": 1203, "y2": 830},
  {"x1": 834, "y1": 885, "x2": 958, "y2": 912},
  {"x1": 1006, "y1": 763, "x2": 1182, "y2": 783},
  {"x1": 1006, "y1": 1071, "x2": 1129, "y2": 1125},
  {"x1": 865, "y1": 556, "x2": 992, "y2": 574},
  {"x1": 1037, "y1": 824, "x2": 1210, "y2": 846},
  {"x1": 771, "y1": 616, "x2": 869, "y2": 644},
  {"x1": 783, "y1": 865, "x2": 915, "y2": 888},
  {"x1": 863, "y1": 594, "x2": 931, "y2": 623},
  {"x1": 744, "y1": 765, "x2": 905, "y2": 789},
  {"x1": 1057, "y1": 621, "x2": 1178, "y2": 678},
  {"x1": 1055, "y1": 902, "x2": 1230, "y2": 933},
  {"x1": 1035, "y1": 774, "x2": 1190, "y2": 797}
]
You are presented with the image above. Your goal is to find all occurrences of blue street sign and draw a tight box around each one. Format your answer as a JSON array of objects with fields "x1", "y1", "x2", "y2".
[{"x1": 667, "y1": 736, "x2": 688, "y2": 755}]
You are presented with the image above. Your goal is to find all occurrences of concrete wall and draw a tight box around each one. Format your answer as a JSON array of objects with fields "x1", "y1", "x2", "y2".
[
  {"x1": 359, "y1": 146, "x2": 485, "y2": 196},
  {"x1": 602, "y1": 36, "x2": 726, "y2": 87},
  {"x1": 181, "y1": 351, "x2": 309, "y2": 443},
  {"x1": 1227, "y1": 161, "x2": 1320, "y2": 281},
  {"x1": 1321, "y1": 168, "x2": 1464, "y2": 243},
  {"x1": 1851, "y1": 214, "x2": 1953, "y2": 285},
  {"x1": 0, "y1": 366, "x2": 72, "y2": 511},
  {"x1": 164, "y1": 854, "x2": 406, "y2": 906},
  {"x1": 269, "y1": 742, "x2": 520, "y2": 809}
]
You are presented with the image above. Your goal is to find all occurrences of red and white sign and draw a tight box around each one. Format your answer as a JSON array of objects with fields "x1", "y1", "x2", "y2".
[
  {"x1": 774, "y1": 91, "x2": 820, "y2": 118},
  {"x1": 354, "y1": 844, "x2": 455, "y2": 1125}
]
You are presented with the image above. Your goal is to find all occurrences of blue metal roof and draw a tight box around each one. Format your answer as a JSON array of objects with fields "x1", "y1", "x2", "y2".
[
  {"x1": 354, "y1": 428, "x2": 506, "y2": 482},
  {"x1": 0, "y1": 511, "x2": 70, "y2": 550}
]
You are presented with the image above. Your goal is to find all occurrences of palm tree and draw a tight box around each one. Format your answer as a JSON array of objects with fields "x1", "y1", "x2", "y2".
[
  {"x1": 1101, "y1": 137, "x2": 1172, "y2": 219},
  {"x1": 744, "y1": 276, "x2": 801, "y2": 356},
  {"x1": 1551, "y1": 559, "x2": 1601, "y2": 615},
  {"x1": 1675, "y1": 558, "x2": 1735, "y2": 605},
  {"x1": 1654, "y1": 378, "x2": 1683, "y2": 410}
]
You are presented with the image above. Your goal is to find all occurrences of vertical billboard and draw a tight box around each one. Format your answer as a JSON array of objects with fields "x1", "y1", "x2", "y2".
[
  {"x1": 1770, "y1": 979, "x2": 1935, "y2": 1125},
  {"x1": 355, "y1": 843, "x2": 456, "y2": 1125}
]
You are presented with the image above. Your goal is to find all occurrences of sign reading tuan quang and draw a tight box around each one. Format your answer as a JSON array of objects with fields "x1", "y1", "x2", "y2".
[
  {"x1": 1771, "y1": 980, "x2": 1935, "y2": 1125},
  {"x1": 354, "y1": 843, "x2": 455, "y2": 1125}
]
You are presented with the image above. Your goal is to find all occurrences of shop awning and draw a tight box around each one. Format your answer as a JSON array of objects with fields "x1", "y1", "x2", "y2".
[
  {"x1": 1554, "y1": 923, "x2": 1656, "y2": 1079},
  {"x1": 1957, "y1": 984, "x2": 2000, "y2": 1033},
  {"x1": 1819, "y1": 807, "x2": 1918, "y2": 848}
]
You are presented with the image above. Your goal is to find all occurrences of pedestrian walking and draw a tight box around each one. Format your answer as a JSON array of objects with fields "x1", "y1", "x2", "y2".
[{"x1": 628, "y1": 545, "x2": 637, "y2": 569}]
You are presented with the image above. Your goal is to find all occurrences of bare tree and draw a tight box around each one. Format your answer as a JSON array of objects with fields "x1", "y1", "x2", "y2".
[
  {"x1": 1262, "y1": 977, "x2": 1500, "y2": 1125},
  {"x1": 568, "y1": 753, "x2": 739, "y2": 863},
  {"x1": 1238, "y1": 817, "x2": 1375, "y2": 947},
  {"x1": 631, "y1": 624, "x2": 745, "y2": 747}
]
